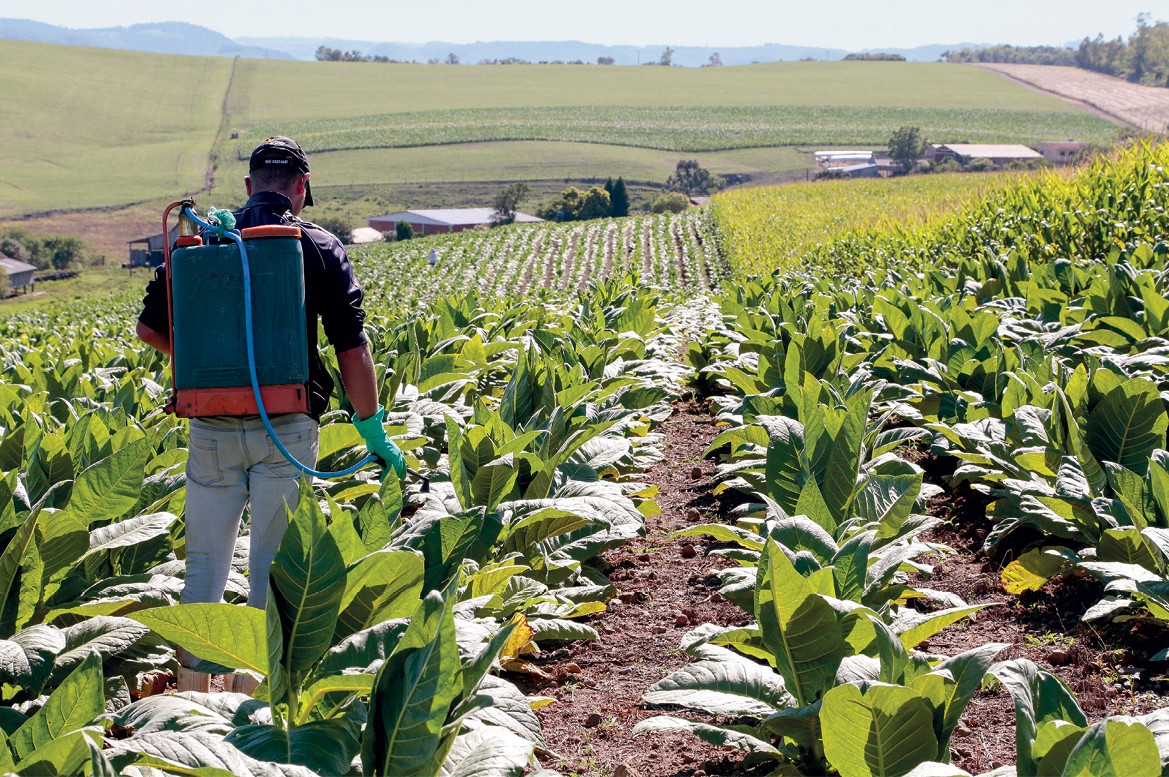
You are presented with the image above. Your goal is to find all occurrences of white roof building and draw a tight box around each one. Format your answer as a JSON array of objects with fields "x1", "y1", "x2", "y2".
[{"x1": 368, "y1": 208, "x2": 543, "y2": 235}]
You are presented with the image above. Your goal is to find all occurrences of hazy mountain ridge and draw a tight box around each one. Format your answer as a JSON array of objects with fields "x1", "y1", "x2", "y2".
[
  {"x1": 0, "y1": 18, "x2": 986, "y2": 65},
  {"x1": 0, "y1": 19, "x2": 293, "y2": 59}
]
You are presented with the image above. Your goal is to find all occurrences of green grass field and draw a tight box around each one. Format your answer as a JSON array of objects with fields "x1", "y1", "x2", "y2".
[
  {"x1": 229, "y1": 58, "x2": 1089, "y2": 117},
  {"x1": 0, "y1": 38, "x2": 1117, "y2": 220},
  {"x1": 0, "y1": 40, "x2": 231, "y2": 216},
  {"x1": 236, "y1": 105, "x2": 1114, "y2": 156},
  {"x1": 209, "y1": 142, "x2": 816, "y2": 202}
]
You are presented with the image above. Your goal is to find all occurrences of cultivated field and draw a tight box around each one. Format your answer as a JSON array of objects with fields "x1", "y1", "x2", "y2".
[
  {"x1": 708, "y1": 170, "x2": 1018, "y2": 274},
  {"x1": 0, "y1": 40, "x2": 231, "y2": 215},
  {"x1": 238, "y1": 104, "x2": 1114, "y2": 155},
  {"x1": 0, "y1": 38, "x2": 1118, "y2": 220},
  {"x1": 0, "y1": 145, "x2": 1167, "y2": 776},
  {"x1": 975, "y1": 62, "x2": 1169, "y2": 134}
]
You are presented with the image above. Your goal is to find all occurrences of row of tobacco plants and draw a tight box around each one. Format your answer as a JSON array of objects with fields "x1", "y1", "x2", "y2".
[
  {"x1": 0, "y1": 273, "x2": 697, "y2": 775},
  {"x1": 0, "y1": 140, "x2": 1167, "y2": 776},
  {"x1": 628, "y1": 142, "x2": 1169, "y2": 776}
]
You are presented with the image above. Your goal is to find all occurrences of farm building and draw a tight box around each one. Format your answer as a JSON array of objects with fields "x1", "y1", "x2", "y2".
[
  {"x1": 0, "y1": 254, "x2": 37, "y2": 293},
  {"x1": 127, "y1": 225, "x2": 179, "y2": 269},
  {"x1": 836, "y1": 162, "x2": 881, "y2": 178},
  {"x1": 814, "y1": 150, "x2": 876, "y2": 168},
  {"x1": 1035, "y1": 141, "x2": 1087, "y2": 165},
  {"x1": 367, "y1": 209, "x2": 543, "y2": 236},
  {"x1": 931, "y1": 144, "x2": 1044, "y2": 167}
]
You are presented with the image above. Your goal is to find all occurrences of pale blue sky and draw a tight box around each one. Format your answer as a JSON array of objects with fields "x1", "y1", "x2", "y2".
[{"x1": 1, "y1": 0, "x2": 1161, "y2": 50}]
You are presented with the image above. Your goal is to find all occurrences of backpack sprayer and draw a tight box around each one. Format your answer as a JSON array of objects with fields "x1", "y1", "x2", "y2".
[{"x1": 160, "y1": 199, "x2": 428, "y2": 489}]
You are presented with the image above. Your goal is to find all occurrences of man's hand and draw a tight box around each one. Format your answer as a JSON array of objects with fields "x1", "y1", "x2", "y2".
[{"x1": 352, "y1": 406, "x2": 406, "y2": 481}]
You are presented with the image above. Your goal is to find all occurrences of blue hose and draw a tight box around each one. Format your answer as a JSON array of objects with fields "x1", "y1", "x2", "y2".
[{"x1": 183, "y1": 207, "x2": 377, "y2": 479}]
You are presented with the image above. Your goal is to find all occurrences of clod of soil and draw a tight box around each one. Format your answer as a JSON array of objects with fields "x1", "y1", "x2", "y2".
[
  {"x1": 689, "y1": 466, "x2": 702, "y2": 479},
  {"x1": 680, "y1": 544, "x2": 698, "y2": 558}
]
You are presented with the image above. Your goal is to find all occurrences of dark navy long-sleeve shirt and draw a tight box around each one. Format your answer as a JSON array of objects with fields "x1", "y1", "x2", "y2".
[{"x1": 138, "y1": 192, "x2": 368, "y2": 419}]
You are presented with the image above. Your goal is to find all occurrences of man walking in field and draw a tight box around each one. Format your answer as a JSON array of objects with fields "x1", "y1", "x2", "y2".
[{"x1": 136, "y1": 136, "x2": 406, "y2": 693}]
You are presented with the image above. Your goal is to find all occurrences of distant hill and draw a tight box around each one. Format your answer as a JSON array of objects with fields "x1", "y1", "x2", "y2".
[
  {"x1": 0, "y1": 18, "x2": 985, "y2": 65},
  {"x1": 0, "y1": 19, "x2": 292, "y2": 59}
]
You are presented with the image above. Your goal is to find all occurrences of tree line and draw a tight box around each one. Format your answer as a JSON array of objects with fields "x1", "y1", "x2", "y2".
[
  {"x1": 943, "y1": 14, "x2": 1169, "y2": 87},
  {"x1": 0, "y1": 228, "x2": 91, "y2": 270}
]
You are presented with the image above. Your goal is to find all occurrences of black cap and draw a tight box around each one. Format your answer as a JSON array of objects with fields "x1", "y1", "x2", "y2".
[{"x1": 249, "y1": 136, "x2": 314, "y2": 207}]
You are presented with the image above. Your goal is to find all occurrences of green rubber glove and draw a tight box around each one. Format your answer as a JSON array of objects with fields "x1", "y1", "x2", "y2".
[{"x1": 352, "y1": 406, "x2": 406, "y2": 480}]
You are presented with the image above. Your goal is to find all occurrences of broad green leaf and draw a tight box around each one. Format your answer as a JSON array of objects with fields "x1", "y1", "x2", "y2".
[
  {"x1": 1063, "y1": 718, "x2": 1161, "y2": 777},
  {"x1": 526, "y1": 617, "x2": 598, "y2": 643},
  {"x1": 643, "y1": 658, "x2": 793, "y2": 717},
  {"x1": 794, "y1": 480, "x2": 836, "y2": 536},
  {"x1": 631, "y1": 715, "x2": 780, "y2": 755},
  {"x1": 1085, "y1": 380, "x2": 1167, "y2": 474},
  {"x1": 756, "y1": 539, "x2": 845, "y2": 707},
  {"x1": 67, "y1": 437, "x2": 149, "y2": 526},
  {"x1": 469, "y1": 459, "x2": 518, "y2": 511},
  {"x1": 857, "y1": 474, "x2": 923, "y2": 540},
  {"x1": 297, "y1": 674, "x2": 376, "y2": 723},
  {"x1": 441, "y1": 725, "x2": 534, "y2": 777},
  {"x1": 334, "y1": 550, "x2": 425, "y2": 643},
  {"x1": 1001, "y1": 549, "x2": 1072, "y2": 594},
  {"x1": 821, "y1": 684, "x2": 938, "y2": 777},
  {"x1": 0, "y1": 496, "x2": 51, "y2": 639},
  {"x1": 989, "y1": 659, "x2": 1086, "y2": 776},
  {"x1": 0, "y1": 624, "x2": 66, "y2": 696},
  {"x1": 11, "y1": 651, "x2": 103, "y2": 761},
  {"x1": 129, "y1": 604, "x2": 268, "y2": 675},
  {"x1": 1098, "y1": 528, "x2": 1160, "y2": 572},
  {"x1": 363, "y1": 588, "x2": 462, "y2": 777},
  {"x1": 13, "y1": 729, "x2": 92, "y2": 777},
  {"x1": 762, "y1": 416, "x2": 806, "y2": 515},
  {"x1": 931, "y1": 643, "x2": 1008, "y2": 761},
  {"x1": 1032, "y1": 720, "x2": 1088, "y2": 776},
  {"x1": 317, "y1": 424, "x2": 364, "y2": 460},
  {"x1": 76, "y1": 512, "x2": 174, "y2": 578},
  {"x1": 104, "y1": 730, "x2": 306, "y2": 777},
  {"x1": 270, "y1": 484, "x2": 346, "y2": 675},
  {"x1": 101, "y1": 695, "x2": 236, "y2": 735},
  {"x1": 316, "y1": 618, "x2": 409, "y2": 678},
  {"x1": 892, "y1": 603, "x2": 1000, "y2": 649},
  {"x1": 227, "y1": 718, "x2": 359, "y2": 776}
]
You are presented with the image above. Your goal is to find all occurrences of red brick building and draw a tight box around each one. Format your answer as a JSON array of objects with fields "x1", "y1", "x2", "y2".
[{"x1": 367, "y1": 208, "x2": 543, "y2": 236}]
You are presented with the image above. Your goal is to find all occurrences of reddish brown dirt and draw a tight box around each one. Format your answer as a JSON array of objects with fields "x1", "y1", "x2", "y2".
[{"x1": 516, "y1": 403, "x2": 769, "y2": 777}]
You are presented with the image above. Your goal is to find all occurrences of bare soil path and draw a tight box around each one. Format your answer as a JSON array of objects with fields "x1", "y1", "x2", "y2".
[
  {"x1": 516, "y1": 403, "x2": 771, "y2": 777},
  {"x1": 972, "y1": 63, "x2": 1169, "y2": 134}
]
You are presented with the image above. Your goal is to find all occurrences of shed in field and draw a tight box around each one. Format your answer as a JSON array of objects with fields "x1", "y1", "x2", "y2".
[
  {"x1": 1035, "y1": 141, "x2": 1087, "y2": 165},
  {"x1": 367, "y1": 209, "x2": 543, "y2": 237},
  {"x1": 931, "y1": 144, "x2": 1044, "y2": 167},
  {"x1": 0, "y1": 254, "x2": 38, "y2": 293},
  {"x1": 127, "y1": 225, "x2": 180, "y2": 269},
  {"x1": 837, "y1": 162, "x2": 881, "y2": 178}
]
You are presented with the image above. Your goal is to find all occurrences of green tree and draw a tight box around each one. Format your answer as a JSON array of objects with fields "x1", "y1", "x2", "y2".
[
  {"x1": 609, "y1": 177, "x2": 630, "y2": 217},
  {"x1": 0, "y1": 268, "x2": 8, "y2": 299},
  {"x1": 491, "y1": 182, "x2": 531, "y2": 226},
  {"x1": 396, "y1": 221, "x2": 414, "y2": 241},
  {"x1": 314, "y1": 215, "x2": 353, "y2": 244},
  {"x1": 44, "y1": 236, "x2": 86, "y2": 270},
  {"x1": 651, "y1": 192, "x2": 690, "y2": 214},
  {"x1": 597, "y1": 56, "x2": 615, "y2": 65},
  {"x1": 659, "y1": 47, "x2": 674, "y2": 66},
  {"x1": 578, "y1": 187, "x2": 611, "y2": 220},
  {"x1": 446, "y1": 53, "x2": 460, "y2": 65},
  {"x1": 704, "y1": 52, "x2": 723, "y2": 67},
  {"x1": 666, "y1": 160, "x2": 724, "y2": 196},
  {"x1": 888, "y1": 126, "x2": 928, "y2": 174}
]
